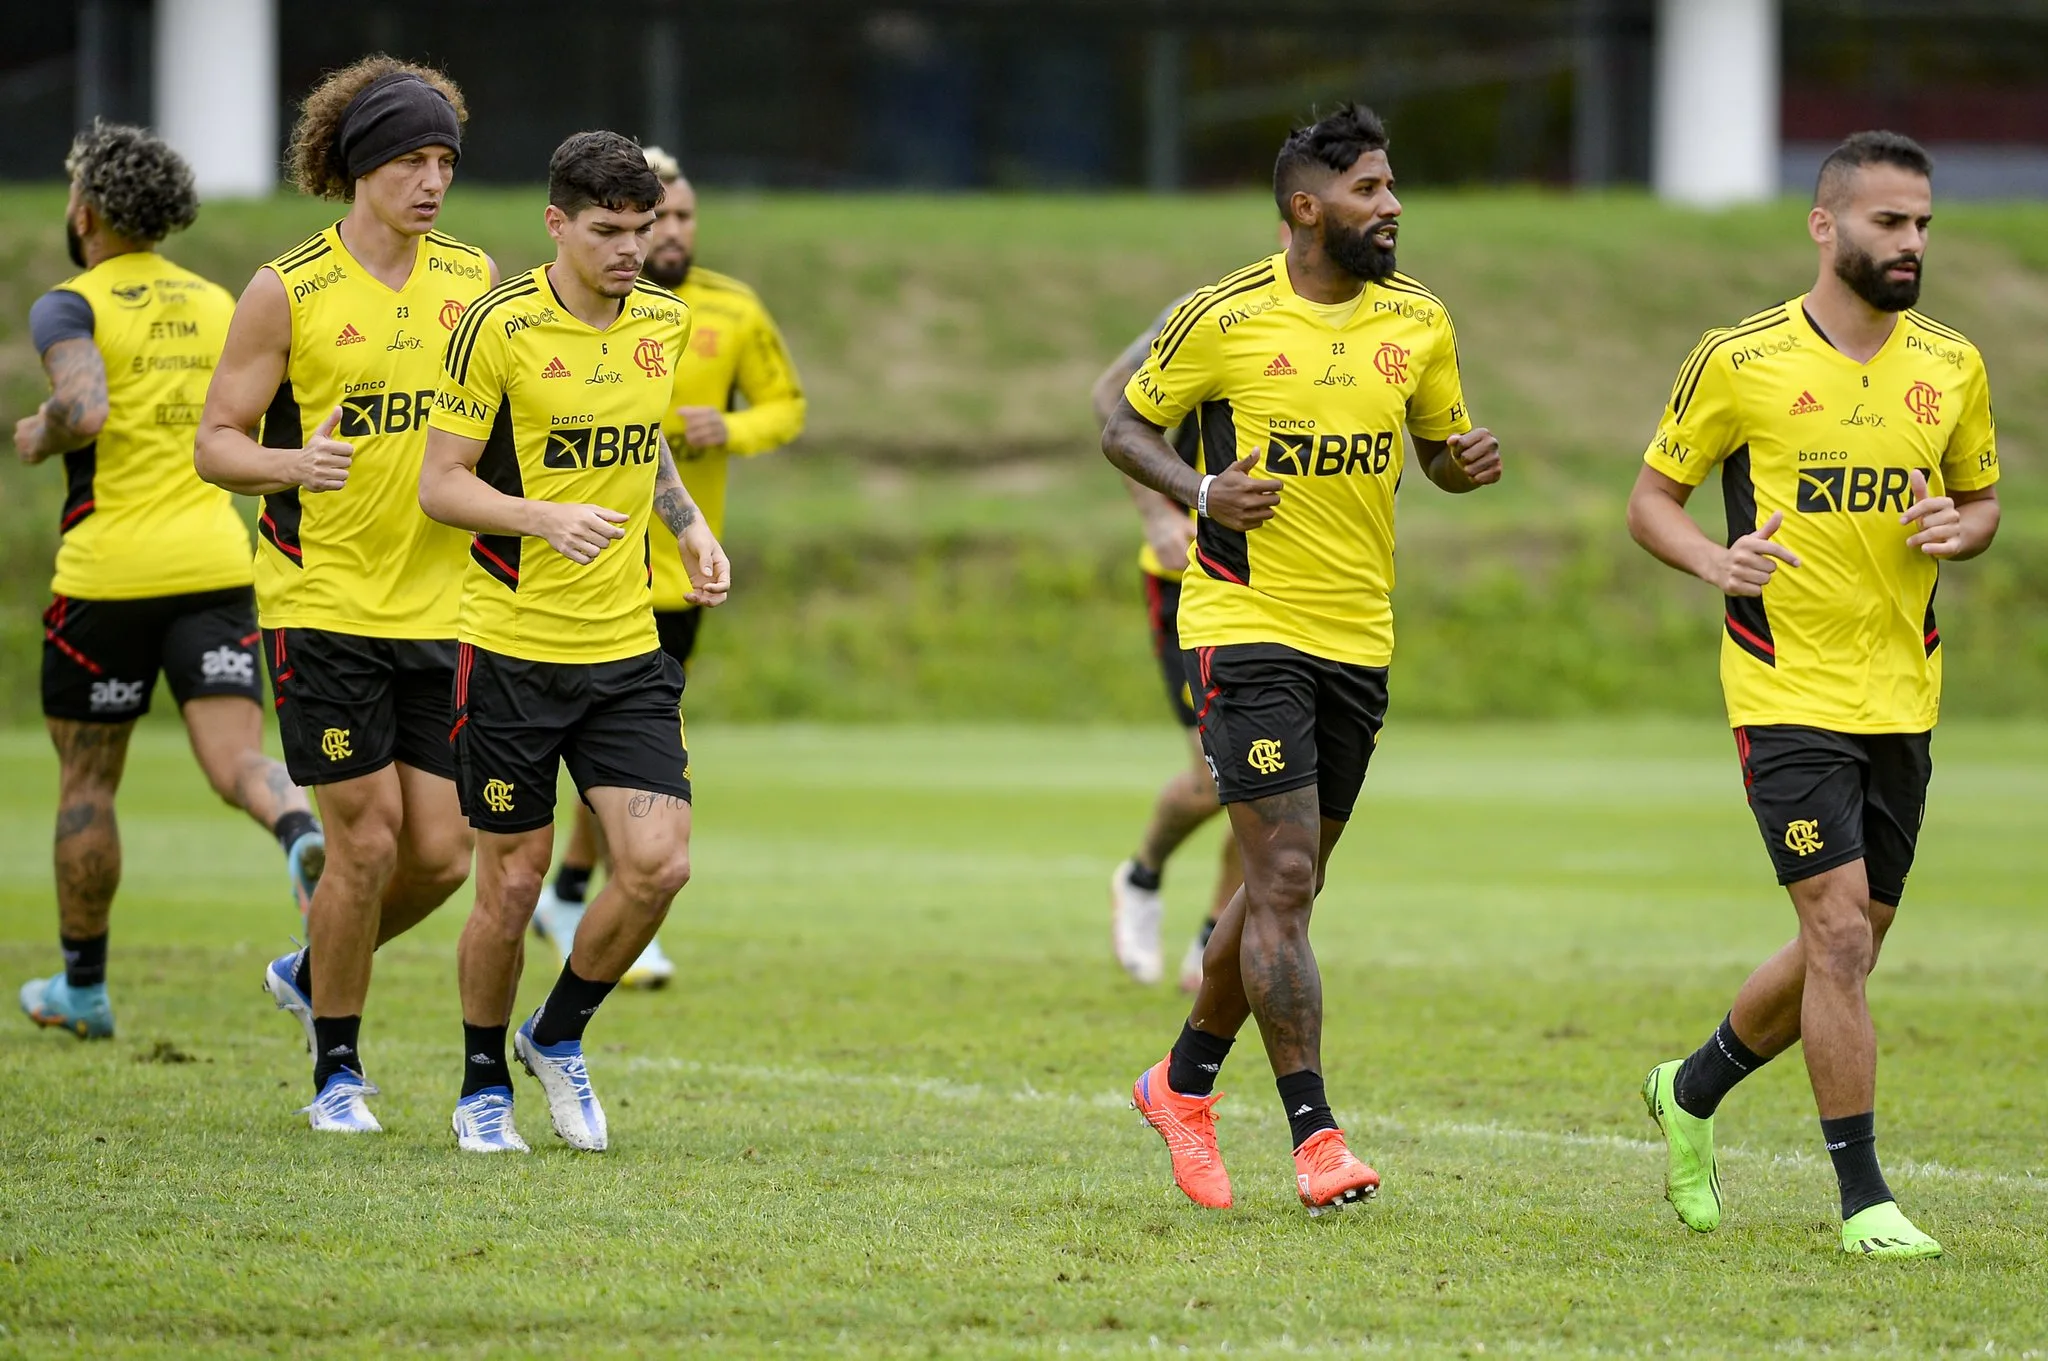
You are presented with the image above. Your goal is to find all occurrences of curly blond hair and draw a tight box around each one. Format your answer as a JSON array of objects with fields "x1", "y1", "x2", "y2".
[{"x1": 288, "y1": 55, "x2": 467, "y2": 201}]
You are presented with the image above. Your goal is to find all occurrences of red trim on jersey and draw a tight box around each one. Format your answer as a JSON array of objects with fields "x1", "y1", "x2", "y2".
[
  {"x1": 60, "y1": 500, "x2": 95, "y2": 530},
  {"x1": 471, "y1": 539, "x2": 518, "y2": 581},
  {"x1": 1723, "y1": 613, "x2": 1776, "y2": 657},
  {"x1": 1196, "y1": 549, "x2": 1244, "y2": 585},
  {"x1": 260, "y1": 513, "x2": 303, "y2": 559}
]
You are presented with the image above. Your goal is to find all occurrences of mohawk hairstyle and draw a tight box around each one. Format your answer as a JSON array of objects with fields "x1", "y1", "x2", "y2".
[
  {"x1": 1273, "y1": 103, "x2": 1389, "y2": 223},
  {"x1": 1815, "y1": 130, "x2": 1934, "y2": 209},
  {"x1": 65, "y1": 120, "x2": 199, "y2": 245}
]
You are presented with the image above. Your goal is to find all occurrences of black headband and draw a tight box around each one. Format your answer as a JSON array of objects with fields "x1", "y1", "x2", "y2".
[{"x1": 338, "y1": 72, "x2": 461, "y2": 181}]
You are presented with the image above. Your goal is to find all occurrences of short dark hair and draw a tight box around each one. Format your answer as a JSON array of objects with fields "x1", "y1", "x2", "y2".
[
  {"x1": 1815, "y1": 130, "x2": 1933, "y2": 208},
  {"x1": 1273, "y1": 103, "x2": 1389, "y2": 222},
  {"x1": 548, "y1": 131, "x2": 664, "y2": 217},
  {"x1": 66, "y1": 120, "x2": 199, "y2": 245}
]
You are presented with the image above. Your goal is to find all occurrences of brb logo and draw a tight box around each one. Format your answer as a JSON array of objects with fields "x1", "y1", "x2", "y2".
[
  {"x1": 633, "y1": 338, "x2": 667, "y2": 378},
  {"x1": 542, "y1": 422, "x2": 664, "y2": 469},
  {"x1": 1796, "y1": 464, "x2": 1919, "y2": 515},
  {"x1": 1267, "y1": 430, "x2": 1398, "y2": 477},
  {"x1": 340, "y1": 389, "x2": 438, "y2": 437},
  {"x1": 88, "y1": 678, "x2": 146, "y2": 713},
  {"x1": 1373, "y1": 342, "x2": 1409, "y2": 384},
  {"x1": 1904, "y1": 381, "x2": 1943, "y2": 426},
  {"x1": 200, "y1": 647, "x2": 255, "y2": 685}
]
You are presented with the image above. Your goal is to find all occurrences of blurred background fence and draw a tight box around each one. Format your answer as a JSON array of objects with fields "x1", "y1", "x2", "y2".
[{"x1": 0, "y1": 1, "x2": 2042, "y2": 724}]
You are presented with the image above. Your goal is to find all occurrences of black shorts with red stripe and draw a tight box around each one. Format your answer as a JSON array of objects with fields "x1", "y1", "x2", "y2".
[
  {"x1": 1181, "y1": 642, "x2": 1389, "y2": 821},
  {"x1": 1734, "y1": 724, "x2": 1932, "y2": 904},
  {"x1": 1141, "y1": 572, "x2": 1198, "y2": 729},
  {"x1": 264, "y1": 628, "x2": 458, "y2": 785},
  {"x1": 451, "y1": 643, "x2": 689, "y2": 834},
  {"x1": 42, "y1": 586, "x2": 262, "y2": 723}
]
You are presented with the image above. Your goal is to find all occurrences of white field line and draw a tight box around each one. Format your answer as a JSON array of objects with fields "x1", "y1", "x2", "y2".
[{"x1": 620, "y1": 1056, "x2": 2044, "y2": 1193}]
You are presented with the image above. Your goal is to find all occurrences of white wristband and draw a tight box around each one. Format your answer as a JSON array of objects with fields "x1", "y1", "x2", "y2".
[{"x1": 1196, "y1": 474, "x2": 1217, "y2": 518}]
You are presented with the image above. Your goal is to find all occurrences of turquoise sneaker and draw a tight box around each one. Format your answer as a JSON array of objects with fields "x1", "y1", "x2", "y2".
[
  {"x1": 1643, "y1": 1059, "x2": 1721, "y2": 1232},
  {"x1": 19, "y1": 974, "x2": 114, "y2": 1040},
  {"x1": 1843, "y1": 1201, "x2": 1943, "y2": 1259}
]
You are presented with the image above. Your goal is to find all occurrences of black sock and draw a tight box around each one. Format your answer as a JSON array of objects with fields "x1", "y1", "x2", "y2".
[
  {"x1": 293, "y1": 949, "x2": 313, "y2": 1002},
  {"x1": 1674, "y1": 1013, "x2": 1769, "y2": 1119},
  {"x1": 312, "y1": 1015, "x2": 362, "y2": 1090},
  {"x1": 529, "y1": 963, "x2": 616, "y2": 1046},
  {"x1": 462, "y1": 1023, "x2": 510, "y2": 1098},
  {"x1": 1821, "y1": 1112, "x2": 1895, "y2": 1220},
  {"x1": 272, "y1": 809, "x2": 319, "y2": 855},
  {"x1": 1167, "y1": 1021, "x2": 1233, "y2": 1096},
  {"x1": 1126, "y1": 860, "x2": 1162, "y2": 892},
  {"x1": 1194, "y1": 917, "x2": 1217, "y2": 948},
  {"x1": 553, "y1": 864, "x2": 592, "y2": 904},
  {"x1": 1277, "y1": 1069, "x2": 1338, "y2": 1149},
  {"x1": 60, "y1": 933, "x2": 107, "y2": 989}
]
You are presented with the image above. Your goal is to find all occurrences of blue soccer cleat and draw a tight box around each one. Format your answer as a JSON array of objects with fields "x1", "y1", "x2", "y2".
[
  {"x1": 300, "y1": 1068, "x2": 382, "y2": 1134},
  {"x1": 514, "y1": 1013, "x2": 608, "y2": 1151},
  {"x1": 19, "y1": 974, "x2": 113, "y2": 1040},
  {"x1": 263, "y1": 949, "x2": 316, "y2": 1053},
  {"x1": 452, "y1": 1087, "x2": 531, "y2": 1154},
  {"x1": 287, "y1": 830, "x2": 326, "y2": 923}
]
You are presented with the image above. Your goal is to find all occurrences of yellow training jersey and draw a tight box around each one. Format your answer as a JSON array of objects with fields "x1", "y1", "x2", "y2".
[
  {"x1": 39, "y1": 253, "x2": 251, "y2": 599},
  {"x1": 652, "y1": 266, "x2": 805, "y2": 611},
  {"x1": 1123, "y1": 253, "x2": 1472, "y2": 667},
  {"x1": 431, "y1": 267, "x2": 693, "y2": 664},
  {"x1": 1644, "y1": 296, "x2": 1999, "y2": 733},
  {"x1": 254, "y1": 224, "x2": 492, "y2": 637}
]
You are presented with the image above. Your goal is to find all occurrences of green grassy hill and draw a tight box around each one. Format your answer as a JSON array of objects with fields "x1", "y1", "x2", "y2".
[{"x1": 0, "y1": 189, "x2": 2040, "y2": 721}]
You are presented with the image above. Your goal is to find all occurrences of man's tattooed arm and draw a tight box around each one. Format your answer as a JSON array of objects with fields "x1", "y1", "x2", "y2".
[
  {"x1": 653, "y1": 441, "x2": 700, "y2": 537},
  {"x1": 30, "y1": 338, "x2": 110, "y2": 458}
]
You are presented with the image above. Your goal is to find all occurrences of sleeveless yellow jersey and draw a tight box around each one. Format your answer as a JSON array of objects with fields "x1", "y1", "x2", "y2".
[
  {"x1": 1123, "y1": 254, "x2": 1471, "y2": 667},
  {"x1": 431, "y1": 268, "x2": 693, "y2": 664},
  {"x1": 1125, "y1": 292, "x2": 1199, "y2": 581},
  {"x1": 254, "y1": 225, "x2": 492, "y2": 637},
  {"x1": 1645, "y1": 297, "x2": 1999, "y2": 733},
  {"x1": 652, "y1": 266, "x2": 804, "y2": 610},
  {"x1": 41, "y1": 253, "x2": 251, "y2": 599}
]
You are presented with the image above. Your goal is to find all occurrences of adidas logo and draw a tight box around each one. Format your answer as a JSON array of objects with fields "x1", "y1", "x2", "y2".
[
  {"x1": 324, "y1": 1045, "x2": 353, "y2": 1057},
  {"x1": 1291, "y1": 1103, "x2": 1314, "y2": 1117},
  {"x1": 468, "y1": 1052, "x2": 496, "y2": 1064},
  {"x1": 335, "y1": 323, "x2": 366, "y2": 346},
  {"x1": 1789, "y1": 390, "x2": 1824, "y2": 415},
  {"x1": 1265, "y1": 353, "x2": 1297, "y2": 376},
  {"x1": 541, "y1": 356, "x2": 571, "y2": 379}
]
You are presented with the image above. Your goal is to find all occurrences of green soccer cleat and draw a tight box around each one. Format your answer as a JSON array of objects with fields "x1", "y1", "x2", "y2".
[
  {"x1": 1842, "y1": 1202, "x2": 1942, "y2": 1260},
  {"x1": 1642, "y1": 1059, "x2": 1721, "y2": 1232}
]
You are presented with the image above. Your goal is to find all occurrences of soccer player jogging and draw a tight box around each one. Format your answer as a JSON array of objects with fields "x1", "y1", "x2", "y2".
[
  {"x1": 1091, "y1": 298, "x2": 1245, "y2": 992},
  {"x1": 531, "y1": 144, "x2": 805, "y2": 988},
  {"x1": 1103, "y1": 105, "x2": 1502, "y2": 1212},
  {"x1": 196, "y1": 59, "x2": 495, "y2": 1132},
  {"x1": 420, "y1": 132, "x2": 730, "y2": 1155},
  {"x1": 13, "y1": 123, "x2": 324, "y2": 1040},
  {"x1": 1628, "y1": 133, "x2": 1997, "y2": 1260}
]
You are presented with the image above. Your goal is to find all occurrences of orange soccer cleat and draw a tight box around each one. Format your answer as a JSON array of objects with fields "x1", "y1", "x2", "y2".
[
  {"x1": 1131, "y1": 1055, "x2": 1233, "y2": 1209},
  {"x1": 1293, "y1": 1127, "x2": 1379, "y2": 1216}
]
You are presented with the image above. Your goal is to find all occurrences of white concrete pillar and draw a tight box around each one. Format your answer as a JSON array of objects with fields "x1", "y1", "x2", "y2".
[
  {"x1": 1653, "y1": 0, "x2": 1779, "y2": 206},
  {"x1": 154, "y1": 0, "x2": 277, "y2": 198}
]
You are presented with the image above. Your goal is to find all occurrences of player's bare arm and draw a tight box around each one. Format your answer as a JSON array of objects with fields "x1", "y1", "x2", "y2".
[
  {"x1": 194, "y1": 269, "x2": 353, "y2": 494},
  {"x1": 1412, "y1": 428, "x2": 1502, "y2": 492},
  {"x1": 673, "y1": 405, "x2": 729, "y2": 449},
  {"x1": 15, "y1": 337, "x2": 108, "y2": 463},
  {"x1": 1094, "y1": 344, "x2": 1196, "y2": 572},
  {"x1": 1103, "y1": 395, "x2": 1277, "y2": 533},
  {"x1": 418, "y1": 424, "x2": 627, "y2": 565},
  {"x1": 1627, "y1": 465, "x2": 1802, "y2": 597},
  {"x1": 654, "y1": 440, "x2": 730, "y2": 607},
  {"x1": 1901, "y1": 470, "x2": 1998, "y2": 560}
]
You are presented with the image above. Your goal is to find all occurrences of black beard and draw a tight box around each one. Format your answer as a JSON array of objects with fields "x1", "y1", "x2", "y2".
[
  {"x1": 1322, "y1": 217, "x2": 1397, "y2": 285},
  {"x1": 65, "y1": 218, "x2": 86, "y2": 268},
  {"x1": 643, "y1": 250, "x2": 691, "y2": 290},
  {"x1": 1835, "y1": 239, "x2": 1921, "y2": 312}
]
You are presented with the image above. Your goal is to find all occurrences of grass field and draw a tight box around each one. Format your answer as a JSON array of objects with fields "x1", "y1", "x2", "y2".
[{"x1": 1, "y1": 719, "x2": 2043, "y2": 1358}]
